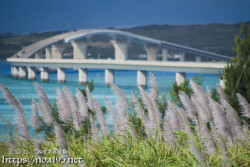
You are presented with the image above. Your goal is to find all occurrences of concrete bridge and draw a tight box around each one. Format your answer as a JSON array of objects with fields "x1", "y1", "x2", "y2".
[{"x1": 7, "y1": 29, "x2": 230, "y2": 88}]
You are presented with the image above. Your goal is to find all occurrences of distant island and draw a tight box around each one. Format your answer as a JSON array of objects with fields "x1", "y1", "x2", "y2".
[{"x1": 0, "y1": 22, "x2": 249, "y2": 60}]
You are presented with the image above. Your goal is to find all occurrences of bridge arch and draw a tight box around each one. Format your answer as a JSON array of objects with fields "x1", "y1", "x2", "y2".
[{"x1": 11, "y1": 29, "x2": 230, "y2": 61}]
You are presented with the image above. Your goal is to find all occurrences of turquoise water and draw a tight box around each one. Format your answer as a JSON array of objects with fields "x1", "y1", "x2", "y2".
[{"x1": 0, "y1": 61, "x2": 220, "y2": 138}]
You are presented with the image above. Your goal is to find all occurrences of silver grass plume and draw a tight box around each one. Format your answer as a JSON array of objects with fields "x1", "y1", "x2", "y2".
[
  {"x1": 166, "y1": 100, "x2": 182, "y2": 132},
  {"x1": 177, "y1": 107, "x2": 195, "y2": 141},
  {"x1": 191, "y1": 96, "x2": 211, "y2": 123},
  {"x1": 90, "y1": 115, "x2": 99, "y2": 142},
  {"x1": 53, "y1": 121, "x2": 68, "y2": 150},
  {"x1": 190, "y1": 80, "x2": 210, "y2": 112},
  {"x1": 222, "y1": 100, "x2": 244, "y2": 139},
  {"x1": 0, "y1": 83, "x2": 25, "y2": 114},
  {"x1": 33, "y1": 82, "x2": 53, "y2": 125},
  {"x1": 225, "y1": 114, "x2": 237, "y2": 139},
  {"x1": 8, "y1": 132, "x2": 16, "y2": 154},
  {"x1": 138, "y1": 86, "x2": 157, "y2": 137},
  {"x1": 192, "y1": 96, "x2": 217, "y2": 154},
  {"x1": 236, "y1": 93, "x2": 250, "y2": 118},
  {"x1": 198, "y1": 119, "x2": 217, "y2": 154},
  {"x1": 31, "y1": 100, "x2": 40, "y2": 130},
  {"x1": 208, "y1": 97, "x2": 232, "y2": 140},
  {"x1": 190, "y1": 80, "x2": 213, "y2": 138},
  {"x1": 37, "y1": 102, "x2": 53, "y2": 123},
  {"x1": 111, "y1": 84, "x2": 130, "y2": 132},
  {"x1": 131, "y1": 93, "x2": 150, "y2": 136},
  {"x1": 179, "y1": 105, "x2": 207, "y2": 165},
  {"x1": 163, "y1": 118, "x2": 176, "y2": 147},
  {"x1": 130, "y1": 94, "x2": 148, "y2": 122},
  {"x1": 93, "y1": 99, "x2": 108, "y2": 136},
  {"x1": 37, "y1": 103, "x2": 53, "y2": 125},
  {"x1": 150, "y1": 97, "x2": 163, "y2": 129},
  {"x1": 0, "y1": 83, "x2": 29, "y2": 141},
  {"x1": 178, "y1": 108, "x2": 204, "y2": 164},
  {"x1": 104, "y1": 98, "x2": 116, "y2": 121},
  {"x1": 105, "y1": 97, "x2": 121, "y2": 134},
  {"x1": 179, "y1": 106, "x2": 206, "y2": 164},
  {"x1": 63, "y1": 86, "x2": 81, "y2": 131},
  {"x1": 86, "y1": 87, "x2": 94, "y2": 112},
  {"x1": 16, "y1": 110, "x2": 29, "y2": 141},
  {"x1": 111, "y1": 84, "x2": 129, "y2": 111},
  {"x1": 166, "y1": 108, "x2": 180, "y2": 132},
  {"x1": 196, "y1": 106, "x2": 217, "y2": 154},
  {"x1": 111, "y1": 84, "x2": 137, "y2": 139},
  {"x1": 216, "y1": 84, "x2": 227, "y2": 103},
  {"x1": 85, "y1": 88, "x2": 99, "y2": 140},
  {"x1": 179, "y1": 91, "x2": 197, "y2": 122},
  {"x1": 149, "y1": 73, "x2": 162, "y2": 130},
  {"x1": 192, "y1": 96, "x2": 212, "y2": 140},
  {"x1": 149, "y1": 72, "x2": 158, "y2": 101},
  {"x1": 76, "y1": 88, "x2": 89, "y2": 122},
  {"x1": 179, "y1": 92, "x2": 200, "y2": 137},
  {"x1": 116, "y1": 97, "x2": 134, "y2": 136},
  {"x1": 56, "y1": 88, "x2": 71, "y2": 124},
  {"x1": 34, "y1": 82, "x2": 51, "y2": 111},
  {"x1": 206, "y1": 86, "x2": 212, "y2": 98}
]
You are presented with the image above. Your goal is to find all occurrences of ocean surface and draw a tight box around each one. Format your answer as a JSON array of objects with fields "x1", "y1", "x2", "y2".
[{"x1": 0, "y1": 61, "x2": 220, "y2": 138}]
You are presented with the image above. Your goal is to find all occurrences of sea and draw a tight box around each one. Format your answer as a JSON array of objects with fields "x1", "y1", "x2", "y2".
[{"x1": 0, "y1": 61, "x2": 220, "y2": 138}]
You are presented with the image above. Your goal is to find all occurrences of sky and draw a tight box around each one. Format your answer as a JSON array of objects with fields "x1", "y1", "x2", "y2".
[{"x1": 0, "y1": 0, "x2": 250, "y2": 33}]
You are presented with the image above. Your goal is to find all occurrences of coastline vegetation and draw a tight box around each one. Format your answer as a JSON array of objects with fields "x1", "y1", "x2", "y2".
[
  {"x1": 0, "y1": 73, "x2": 249, "y2": 167},
  {"x1": 222, "y1": 23, "x2": 250, "y2": 119}
]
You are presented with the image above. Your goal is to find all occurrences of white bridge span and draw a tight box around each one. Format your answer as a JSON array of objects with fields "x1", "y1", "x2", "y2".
[{"x1": 7, "y1": 29, "x2": 230, "y2": 87}]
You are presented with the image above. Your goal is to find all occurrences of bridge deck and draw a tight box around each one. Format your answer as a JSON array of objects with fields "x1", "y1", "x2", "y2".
[{"x1": 7, "y1": 58, "x2": 226, "y2": 74}]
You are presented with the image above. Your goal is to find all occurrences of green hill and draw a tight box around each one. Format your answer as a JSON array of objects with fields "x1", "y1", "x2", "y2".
[
  {"x1": 0, "y1": 22, "x2": 248, "y2": 60},
  {"x1": 121, "y1": 23, "x2": 248, "y2": 57},
  {"x1": 0, "y1": 31, "x2": 65, "y2": 60}
]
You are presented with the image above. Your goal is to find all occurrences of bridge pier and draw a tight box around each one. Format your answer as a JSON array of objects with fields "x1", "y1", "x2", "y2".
[
  {"x1": 79, "y1": 68, "x2": 87, "y2": 85},
  {"x1": 35, "y1": 52, "x2": 42, "y2": 59},
  {"x1": 144, "y1": 46, "x2": 159, "y2": 61},
  {"x1": 11, "y1": 66, "x2": 14, "y2": 77},
  {"x1": 51, "y1": 44, "x2": 65, "y2": 59},
  {"x1": 71, "y1": 41, "x2": 88, "y2": 59},
  {"x1": 137, "y1": 70, "x2": 147, "y2": 88},
  {"x1": 27, "y1": 67, "x2": 36, "y2": 80},
  {"x1": 196, "y1": 56, "x2": 201, "y2": 62},
  {"x1": 13, "y1": 66, "x2": 19, "y2": 78},
  {"x1": 40, "y1": 67, "x2": 49, "y2": 82},
  {"x1": 162, "y1": 48, "x2": 168, "y2": 61},
  {"x1": 179, "y1": 52, "x2": 185, "y2": 62},
  {"x1": 45, "y1": 47, "x2": 51, "y2": 59},
  {"x1": 19, "y1": 66, "x2": 27, "y2": 79},
  {"x1": 57, "y1": 68, "x2": 66, "y2": 83},
  {"x1": 176, "y1": 72, "x2": 186, "y2": 85},
  {"x1": 111, "y1": 40, "x2": 128, "y2": 60},
  {"x1": 105, "y1": 69, "x2": 114, "y2": 86}
]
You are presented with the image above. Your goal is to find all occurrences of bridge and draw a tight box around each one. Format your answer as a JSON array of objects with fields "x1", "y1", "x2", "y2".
[{"x1": 7, "y1": 29, "x2": 230, "y2": 88}]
